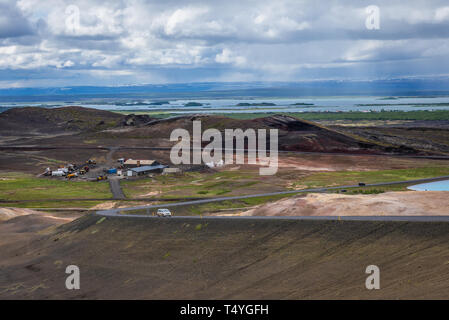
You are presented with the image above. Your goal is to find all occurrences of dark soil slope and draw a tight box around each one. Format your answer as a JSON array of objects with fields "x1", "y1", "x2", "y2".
[
  {"x1": 0, "y1": 107, "x2": 153, "y2": 135},
  {"x1": 336, "y1": 125, "x2": 449, "y2": 155},
  {"x1": 0, "y1": 107, "x2": 124, "y2": 134},
  {"x1": 113, "y1": 114, "x2": 421, "y2": 154},
  {"x1": 254, "y1": 115, "x2": 390, "y2": 153},
  {"x1": 0, "y1": 108, "x2": 425, "y2": 154},
  {"x1": 1, "y1": 214, "x2": 448, "y2": 299}
]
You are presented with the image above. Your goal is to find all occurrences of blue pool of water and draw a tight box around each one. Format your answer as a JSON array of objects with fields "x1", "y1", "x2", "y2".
[{"x1": 408, "y1": 179, "x2": 449, "y2": 191}]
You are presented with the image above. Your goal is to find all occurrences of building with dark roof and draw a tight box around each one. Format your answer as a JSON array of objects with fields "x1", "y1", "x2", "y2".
[{"x1": 127, "y1": 164, "x2": 167, "y2": 176}]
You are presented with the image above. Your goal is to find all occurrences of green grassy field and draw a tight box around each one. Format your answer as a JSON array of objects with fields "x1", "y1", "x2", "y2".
[
  {"x1": 0, "y1": 200, "x2": 107, "y2": 209},
  {"x1": 120, "y1": 165, "x2": 449, "y2": 216},
  {"x1": 222, "y1": 110, "x2": 449, "y2": 121},
  {"x1": 119, "y1": 193, "x2": 296, "y2": 216},
  {"x1": 293, "y1": 166, "x2": 449, "y2": 189},
  {"x1": 121, "y1": 170, "x2": 265, "y2": 199},
  {"x1": 0, "y1": 172, "x2": 112, "y2": 208},
  {"x1": 142, "y1": 166, "x2": 449, "y2": 216},
  {"x1": 121, "y1": 166, "x2": 449, "y2": 199},
  {"x1": 178, "y1": 193, "x2": 296, "y2": 216},
  {"x1": 2, "y1": 165, "x2": 448, "y2": 210}
]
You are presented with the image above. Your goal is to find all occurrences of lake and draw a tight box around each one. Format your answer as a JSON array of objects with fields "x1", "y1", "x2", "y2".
[
  {"x1": 3, "y1": 96, "x2": 449, "y2": 114},
  {"x1": 408, "y1": 179, "x2": 449, "y2": 191}
]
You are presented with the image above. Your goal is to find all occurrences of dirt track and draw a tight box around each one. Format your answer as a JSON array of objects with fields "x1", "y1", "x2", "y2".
[
  {"x1": 109, "y1": 177, "x2": 125, "y2": 200},
  {"x1": 0, "y1": 207, "x2": 46, "y2": 221}
]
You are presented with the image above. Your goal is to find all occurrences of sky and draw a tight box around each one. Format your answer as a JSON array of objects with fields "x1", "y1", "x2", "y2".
[{"x1": 1, "y1": 0, "x2": 449, "y2": 88}]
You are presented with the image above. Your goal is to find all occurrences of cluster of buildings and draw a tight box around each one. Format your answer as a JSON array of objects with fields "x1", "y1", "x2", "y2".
[{"x1": 43, "y1": 157, "x2": 181, "y2": 180}]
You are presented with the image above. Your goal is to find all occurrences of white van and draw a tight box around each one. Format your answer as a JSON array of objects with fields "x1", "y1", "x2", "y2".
[{"x1": 156, "y1": 209, "x2": 172, "y2": 217}]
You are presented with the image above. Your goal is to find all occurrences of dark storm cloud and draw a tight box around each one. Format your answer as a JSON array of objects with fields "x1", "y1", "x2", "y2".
[
  {"x1": 0, "y1": 0, "x2": 34, "y2": 38},
  {"x1": 1, "y1": 0, "x2": 449, "y2": 86}
]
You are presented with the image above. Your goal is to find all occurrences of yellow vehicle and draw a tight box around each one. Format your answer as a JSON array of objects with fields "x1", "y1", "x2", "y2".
[
  {"x1": 96, "y1": 175, "x2": 108, "y2": 181},
  {"x1": 67, "y1": 173, "x2": 77, "y2": 179}
]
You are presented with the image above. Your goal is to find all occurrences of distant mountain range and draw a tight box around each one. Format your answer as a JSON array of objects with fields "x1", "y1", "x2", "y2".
[{"x1": 1, "y1": 78, "x2": 449, "y2": 102}]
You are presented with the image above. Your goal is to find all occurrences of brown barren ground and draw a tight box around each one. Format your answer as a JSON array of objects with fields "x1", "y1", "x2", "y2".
[
  {"x1": 238, "y1": 191, "x2": 449, "y2": 217},
  {"x1": 0, "y1": 214, "x2": 448, "y2": 299}
]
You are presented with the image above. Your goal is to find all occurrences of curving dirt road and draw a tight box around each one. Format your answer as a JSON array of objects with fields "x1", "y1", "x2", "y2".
[
  {"x1": 96, "y1": 175, "x2": 449, "y2": 219},
  {"x1": 1, "y1": 145, "x2": 449, "y2": 160}
]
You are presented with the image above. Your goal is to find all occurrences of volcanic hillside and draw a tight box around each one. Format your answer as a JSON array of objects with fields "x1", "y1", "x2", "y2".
[
  {"x1": 1, "y1": 213, "x2": 448, "y2": 299},
  {"x1": 0, "y1": 107, "x2": 152, "y2": 135},
  {"x1": 0, "y1": 107, "x2": 423, "y2": 154},
  {"x1": 109, "y1": 114, "x2": 421, "y2": 155}
]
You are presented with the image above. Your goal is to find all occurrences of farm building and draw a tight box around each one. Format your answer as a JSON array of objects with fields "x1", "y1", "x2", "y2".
[
  {"x1": 127, "y1": 164, "x2": 167, "y2": 177},
  {"x1": 123, "y1": 159, "x2": 161, "y2": 168}
]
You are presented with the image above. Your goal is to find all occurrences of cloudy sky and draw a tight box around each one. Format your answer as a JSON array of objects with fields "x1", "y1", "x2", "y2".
[{"x1": 1, "y1": 0, "x2": 449, "y2": 88}]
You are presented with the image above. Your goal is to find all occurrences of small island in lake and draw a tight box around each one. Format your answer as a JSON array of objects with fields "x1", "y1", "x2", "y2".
[
  {"x1": 184, "y1": 102, "x2": 204, "y2": 107},
  {"x1": 236, "y1": 102, "x2": 277, "y2": 107}
]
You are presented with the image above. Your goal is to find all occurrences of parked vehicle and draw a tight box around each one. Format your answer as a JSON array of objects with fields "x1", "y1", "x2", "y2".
[
  {"x1": 358, "y1": 182, "x2": 366, "y2": 187},
  {"x1": 67, "y1": 173, "x2": 77, "y2": 179},
  {"x1": 96, "y1": 175, "x2": 108, "y2": 181},
  {"x1": 156, "y1": 209, "x2": 172, "y2": 217},
  {"x1": 52, "y1": 170, "x2": 65, "y2": 177}
]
